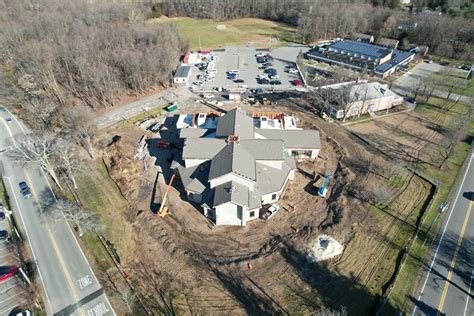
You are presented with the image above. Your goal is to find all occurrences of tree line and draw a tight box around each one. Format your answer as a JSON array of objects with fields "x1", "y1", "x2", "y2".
[
  {"x1": 151, "y1": 0, "x2": 473, "y2": 60},
  {"x1": 0, "y1": 0, "x2": 185, "y2": 118}
]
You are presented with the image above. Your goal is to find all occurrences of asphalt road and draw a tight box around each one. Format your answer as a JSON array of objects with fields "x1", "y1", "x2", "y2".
[
  {"x1": 412, "y1": 152, "x2": 474, "y2": 316},
  {"x1": 0, "y1": 106, "x2": 115, "y2": 315}
]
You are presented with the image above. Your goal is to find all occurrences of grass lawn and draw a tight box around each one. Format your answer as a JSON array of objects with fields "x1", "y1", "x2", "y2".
[
  {"x1": 117, "y1": 107, "x2": 163, "y2": 128},
  {"x1": 148, "y1": 17, "x2": 297, "y2": 49},
  {"x1": 74, "y1": 160, "x2": 134, "y2": 266},
  {"x1": 428, "y1": 69, "x2": 474, "y2": 97},
  {"x1": 383, "y1": 100, "x2": 474, "y2": 314}
]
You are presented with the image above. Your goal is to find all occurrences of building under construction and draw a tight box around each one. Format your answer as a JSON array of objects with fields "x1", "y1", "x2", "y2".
[{"x1": 175, "y1": 108, "x2": 321, "y2": 226}]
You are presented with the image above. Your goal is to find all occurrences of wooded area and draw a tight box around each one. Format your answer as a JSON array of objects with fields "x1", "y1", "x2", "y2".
[
  {"x1": 153, "y1": 0, "x2": 473, "y2": 60},
  {"x1": 0, "y1": 0, "x2": 184, "y2": 123}
]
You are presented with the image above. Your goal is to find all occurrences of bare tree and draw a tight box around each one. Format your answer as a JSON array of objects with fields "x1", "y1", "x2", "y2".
[
  {"x1": 9, "y1": 134, "x2": 62, "y2": 190},
  {"x1": 48, "y1": 199, "x2": 95, "y2": 236},
  {"x1": 57, "y1": 144, "x2": 83, "y2": 189},
  {"x1": 103, "y1": 268, "x2": 137, "y2": 313},
  {"x1": 62, "y1": 107, "x2": 97, "y2": 159}
]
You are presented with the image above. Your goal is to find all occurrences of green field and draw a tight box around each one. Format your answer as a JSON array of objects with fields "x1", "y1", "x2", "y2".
[
  {"x1": 429, "y1": 69, "x2": 474, "y2": 97},
  {"x1": 148, "y1": 17, "x2": 297, "y2": 50}
]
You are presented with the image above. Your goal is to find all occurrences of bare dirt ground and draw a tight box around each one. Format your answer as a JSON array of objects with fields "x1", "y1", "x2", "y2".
[{"x1": 95, "y1": 98, "x2": 433, "y2": 315}]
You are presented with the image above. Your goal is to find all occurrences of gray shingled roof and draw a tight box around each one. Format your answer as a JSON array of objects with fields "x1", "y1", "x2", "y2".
[
  {"x1": 182, "y1": 138, "x2": 226, "y2": 159},
  {"x1": 216, "y1": 108, "x2": 254, "y2": 140},
  {"x1": 180, "y1": 128, "x2": 209, "y2": 139},
  {"x1": 240, "y1": 139, "x2": 285, "y2": 160},
  {"x1": 213, "y1": 181, "x2": 261, "y2": 209},
  {"x1": 209, "y1": 143, "x2": 256, "y2": 181},
  {"x1": 255, "y1": 161, "x2": 292, "y2": 195},
  {"x1": 256, "y1": 129, "x2": 321, "y2": 149},
  {"x1": 177, "y1": 162, "x2": 210, "y2": 194}
]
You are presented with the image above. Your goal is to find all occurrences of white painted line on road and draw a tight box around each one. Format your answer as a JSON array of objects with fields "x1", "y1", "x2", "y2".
[
  {"x1": 412, "y1": 155, "x2": 473, "y2": 316},
  {"x1": 0, "y1": 302, "x2": 24, "y2": 316},
  {"x1": 0, "y1": 284, "x2": 17, "y2": 295},
  {"x1": 0, "y1": 290, "x2": 21, "y2": 304},
  {"x1": 464, "y1": 268, "x2": 474, "y2": 316},
  {"x1": 4, "y1": 176, "x2": 53, "y2": 315},
  {"x1": 0, "y1": 105, "x2": 27, "y2": 135}
]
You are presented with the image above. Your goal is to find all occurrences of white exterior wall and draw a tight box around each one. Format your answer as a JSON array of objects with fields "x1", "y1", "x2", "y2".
[
  {"x1": 187, "y1": 191, "x2": 202, "y2": 203},
  {"x1": 185, "y1": 159, "x2": 208, "y2": 168},
  {"x1": 247, "y1": 207, "x2": 260, "y2": 221},
  {"x1": 215, "y1": 202, "x2": 247, "y2": 226},
  {"x1": 261, "y1": 169, "x2": 292, "y2": 204},
  {"x1": 285, "y1": 148, "x2": 319, "y2": 159},
  {"x1": 209, "y1": 173, "x2": 255, "y2": 190},
  {"x1": 258, "y1": 160, "x2": 283, "y2": 169},
  {"x1": 347, "y1": 96, "x2": 397, "y2": 118}
]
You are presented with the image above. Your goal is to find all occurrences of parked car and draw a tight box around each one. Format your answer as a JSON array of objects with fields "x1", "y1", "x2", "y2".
[
  {"x1": 0, "y1": 230, "x2": 8, "y2": 240},
  {"x1": 404, "y1": 97, "x2": 417, "y2": 104},
  {"x1": 5, "y1": 118, "x2": 12, "y2": 124},
  {"x1": 261, "y1": 205, "x2": 280, "y2": 220},
  {"x1": 263, "y1": 62, "x2": 273, "y2": 67},
  {"x1": 258, "y1": 78, "x2": 270, "y2": 84},
  {"x1": 234, "y1": 79, "x2": 244, "y2": 83},
  {"x1": 269, "y1": 75, "x2": 279, "y2": 80},
  {"x1": 288, "y1": 68, "x2": 299, "y2": 74},
  {"x1": 203, "y1": 94, "x2": 215, "y2": 99},
  {"x1": 293, "y1": 79, "x2": 304, "y2": 87},
  {"x1": 0, "y1": 266, "x2": 18, "y2": 282},
  {"x1": 18, "y1": 181, "x2": 32, "y2": 199},
  {"x1": 270, "y1": 80, "x2": 282, "y2": 85},
  {"x1": 258, "y1": 65, "x2": 267, "y2": 70}
]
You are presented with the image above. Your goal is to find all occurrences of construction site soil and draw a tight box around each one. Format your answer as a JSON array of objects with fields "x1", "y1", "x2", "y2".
[{"x1": 99, "y1": 99, "x2": 431, "y2": 315}]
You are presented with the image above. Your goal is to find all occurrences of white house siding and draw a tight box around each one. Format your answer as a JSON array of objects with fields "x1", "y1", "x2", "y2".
[
  {"x1": 261, "y1": 170, "x2": 292, "y2": 204},
  {"x1": 209, "y1": 173, "x2": 255, "y2": 190},
  {"x1": 185, "y1": 159, "x2": 208, "y2": 168},
  {"x1": 247, "y1": 207, "x2": 260, "y2": 221},
  {"x1": 285, "y1": 148, "x2": 319, "y2": 159},
  {"x1": 258, "y1": 160, "x2": 284, "y2": 169},
  {"x1": 187, "y1": 192, "x2": 202, "y2": 203},
  {"x1": 215, "y1": 202, "x2": 247, "y2": 226},
  {"x1": 346, "y1": 95, "x2": 402, "y2": 118}
]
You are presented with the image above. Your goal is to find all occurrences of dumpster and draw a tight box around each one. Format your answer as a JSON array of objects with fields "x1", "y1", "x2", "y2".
[{"x1": 165, "y1": 103, "x2": 178, "y2": 112}]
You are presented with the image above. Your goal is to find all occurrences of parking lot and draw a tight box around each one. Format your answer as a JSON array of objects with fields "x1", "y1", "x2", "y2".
[
  {"x1": 0, "y1": 205, "x2": 30, "y2": 315},
  {"x1": 195, "y1": 44, "x2": 309, "y2": 91}
]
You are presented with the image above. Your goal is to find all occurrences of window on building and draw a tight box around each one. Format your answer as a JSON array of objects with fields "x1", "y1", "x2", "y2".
[
  {"x1": 272, "y1": 193, "x2": 277, "y2": 200},
  {"x1": 249, "y1": 211, "x2": 255, "y2": 217}
]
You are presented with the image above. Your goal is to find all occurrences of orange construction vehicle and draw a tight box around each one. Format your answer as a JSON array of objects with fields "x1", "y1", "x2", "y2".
[{"x1": 158, "y1": 173, "x2": 176, "y2": 217}]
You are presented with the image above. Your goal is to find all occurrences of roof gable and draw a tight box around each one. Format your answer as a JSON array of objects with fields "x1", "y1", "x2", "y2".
[
  {"x1": 216, "y1": 109, "x2": 254, "y2": 140},
  {"x1": 209, "y1": 143, "x2": 256, "y2": 181}
]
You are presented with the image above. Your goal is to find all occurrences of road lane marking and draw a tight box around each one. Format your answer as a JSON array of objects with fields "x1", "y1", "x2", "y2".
[
  {"x1": 87, "y1": 301, "x2": 110, "y2": 316},
  {"x1": 2, "y1": 106, "x2": 114, "y2": 315},
  {"x1": 412, "y1": 155, "x2": 473, "y2": 316},
  {"x1": 77, "y1": 275, "x2": 92, "y2": 289},
  {"x1": 25, "y1": 174, "x2": 86, "y2": 316},
  {"x1": 0, "y1": 105, "x2": 27, "y2": 135},
  {"x1": 437, "y1": 201, "x2": 473, "y2": 314},
  {"x1": 4, "y1": 176, "x2": 53, "y2": 314},
  {"x1": 465, "y1": 268, "x2": 474, "y2": 316}
]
